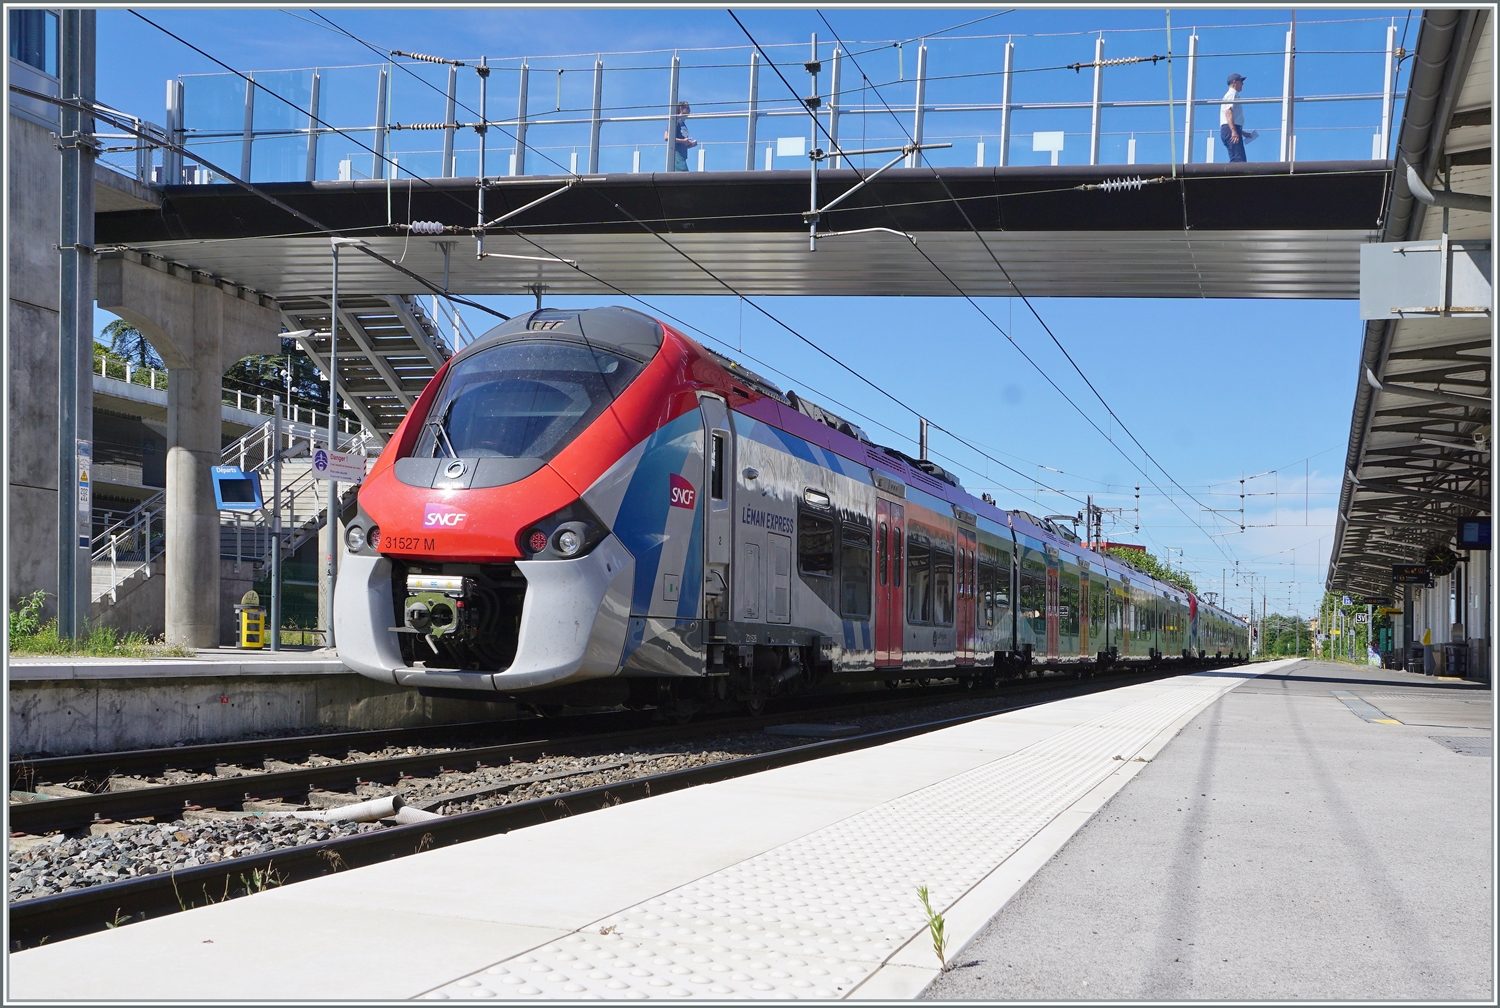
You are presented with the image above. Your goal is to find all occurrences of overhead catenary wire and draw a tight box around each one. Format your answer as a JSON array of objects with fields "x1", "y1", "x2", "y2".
[
  {"x1": 811, "y1": 10, "x2": 1243, "y2": 566},
  {"x1": 733, "y1": 10, "x2": 1238, "y2": 557},
  {"x1": 298, "y1": 10, "x2": 1092, "y2": 505}
]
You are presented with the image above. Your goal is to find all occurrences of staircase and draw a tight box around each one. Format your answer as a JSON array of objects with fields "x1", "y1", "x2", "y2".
[
  {"x1": 279, "y1": 294, "x2": 453, "y2": 439},
  {"x1": 90, "y1": 418, "x2": 378, "y2": 606}
]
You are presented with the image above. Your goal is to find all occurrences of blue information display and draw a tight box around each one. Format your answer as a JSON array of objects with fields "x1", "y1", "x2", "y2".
[{"x1": 212, "y1": 465, "x2": 264, "y2": 511}]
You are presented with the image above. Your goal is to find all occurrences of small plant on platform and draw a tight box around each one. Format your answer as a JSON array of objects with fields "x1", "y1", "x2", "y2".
[
  {"x1": 239, "y1": 865, "x2": 283, "y2": 894},
  {"x1": 918, "y1": 885, "x2": 949, "y2": 971},
  {"x1": 7, "y1": 601, "x2": 193, "y2": 658}
]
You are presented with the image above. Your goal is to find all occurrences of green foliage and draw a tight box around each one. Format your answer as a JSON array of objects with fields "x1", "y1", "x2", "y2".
[
  {"x1": 1099, "y1": 546, "x2": 1198, "y2": 594},
  {"x1": 100, "y1": 319, "x2": 163, "y2": 369},
  {"x1": 95, "y1": 341, "x2": 167, "y2": 387},
  {"x1": 224, "y1": 338, "x2": 330, "y2": 411},
  {"x1": 917, "y1": 885, "x2": 949, "y2": 971},
  {"x1": 7, "y1": 601, "x2": 194, "y2": 658},
  {"x1": 1257, "y1": 613, "x2": 1313, "y2": 658},
  {"x1": 9, "y1": 589, "x2": 48, "y2": 639}
]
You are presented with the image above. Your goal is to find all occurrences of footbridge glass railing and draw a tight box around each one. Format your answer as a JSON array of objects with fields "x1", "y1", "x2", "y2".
[{"x1": 125, "y1": 14, "x2": 1410, "y2": 188}]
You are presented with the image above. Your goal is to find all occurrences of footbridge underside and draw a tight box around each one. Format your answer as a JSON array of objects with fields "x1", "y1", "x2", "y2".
[{"x1": 96, "y1": 161, "x2": 1388, "y2": 301}]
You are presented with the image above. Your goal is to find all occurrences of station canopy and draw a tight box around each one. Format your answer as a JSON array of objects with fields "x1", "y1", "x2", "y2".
[{"x1": 1328, "y1": 8, "x2": 1492, "y2": 602}]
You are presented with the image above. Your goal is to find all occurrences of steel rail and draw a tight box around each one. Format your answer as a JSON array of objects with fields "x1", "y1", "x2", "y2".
[{"x1": 6, "y1": 664, "x2": 1195, "y2": 949}]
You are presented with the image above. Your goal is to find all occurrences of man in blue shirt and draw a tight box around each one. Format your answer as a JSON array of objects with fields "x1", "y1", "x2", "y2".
[{"x1": 667, "y1": 102, "x2": 697, "y2": 171}]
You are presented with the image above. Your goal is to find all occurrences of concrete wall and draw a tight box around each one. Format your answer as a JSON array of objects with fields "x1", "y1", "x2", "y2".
[
  {"x1": 89, "y1": 559, "x2": 166, "y2": 639},
  {"x1": 10, "y1": 673, "x2": 518, "y2": 756},
  {"x1": 7, "y1": 116, "x2": 65, "y2": 616}
]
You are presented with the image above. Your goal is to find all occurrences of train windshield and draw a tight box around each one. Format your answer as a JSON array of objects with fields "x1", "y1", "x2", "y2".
[{"x1": 412, "y1": 340, "x2": 646, "y2": 461}]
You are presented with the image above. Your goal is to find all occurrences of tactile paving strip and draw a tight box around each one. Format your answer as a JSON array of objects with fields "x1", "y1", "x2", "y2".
[{"x1": 422, "y1": 678, "x2": 1245, "y2": 1000}]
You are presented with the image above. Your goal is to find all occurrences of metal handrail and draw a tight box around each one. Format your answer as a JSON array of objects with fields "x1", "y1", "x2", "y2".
[{"x1": 89, "y1": 419, "x2": 377, "y2": 603}]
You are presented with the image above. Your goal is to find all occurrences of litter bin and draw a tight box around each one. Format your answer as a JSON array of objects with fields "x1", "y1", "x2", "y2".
[{"x1": 235, "y1": 589, "x2": 266, "y2": 650}]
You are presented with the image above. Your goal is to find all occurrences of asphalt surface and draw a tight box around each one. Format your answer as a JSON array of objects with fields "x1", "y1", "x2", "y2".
[{"x1": 923, "y1": 660, "x2": 1493, "y2": 1001}]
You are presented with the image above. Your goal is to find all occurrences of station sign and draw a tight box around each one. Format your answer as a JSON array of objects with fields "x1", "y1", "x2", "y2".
[
  {"x1": 1456, "y1": 516, "x2": 1491, "y2": 550},
  {"x1": 312, "y1": 449, "x2": 369, "y2": 483},
  {"x1": 1354, "y1": 612, "x2": 1369, "y2": 624},
  {"x1": 76, "y1": 439, "x2": 91, "y2": 547},
  {"x1": 1391, "y1": 564, "x2": 1433, "y2": 585},
  {"x1": 212, "y1": 466, "x2": 264, "y2": 511}
]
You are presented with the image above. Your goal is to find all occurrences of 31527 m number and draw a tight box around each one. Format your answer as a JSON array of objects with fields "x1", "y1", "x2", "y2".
[{"x1": 390, "y1": 536, "x2": 436, "y2": 552}]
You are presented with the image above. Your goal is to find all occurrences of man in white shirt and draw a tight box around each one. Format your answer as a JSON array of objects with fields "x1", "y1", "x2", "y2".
[{"x1": 1220, "y1": 72, "x2": 1248, "y2": 162}]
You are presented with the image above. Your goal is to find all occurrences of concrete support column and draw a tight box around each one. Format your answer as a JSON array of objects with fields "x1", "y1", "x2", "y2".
[
  {"x1": 96, "y1": 252, "x2": 280, "y2": 647},
  {"x1": 164, "y1": 283, "x2": 227, "y2": 646}
]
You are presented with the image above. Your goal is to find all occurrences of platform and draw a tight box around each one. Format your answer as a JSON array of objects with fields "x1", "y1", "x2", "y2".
[
  {"x1": 8, "y1": 649, "x2": 514, "y2": 756},
  {"x1": 10, "y1": 660, "x2": 1296, "y2": 1000},
  {"x1": 923, "y1": 659, "x2": 1492, "y2": 1001}
]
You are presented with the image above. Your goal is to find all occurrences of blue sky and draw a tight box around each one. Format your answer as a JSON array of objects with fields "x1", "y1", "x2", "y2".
[{"x1": 91, "y1": 6, "x2": 1417, "y2": 618}]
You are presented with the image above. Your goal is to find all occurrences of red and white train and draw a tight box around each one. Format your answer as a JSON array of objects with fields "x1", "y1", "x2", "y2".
[{"x1": 334, "y1": 306, "x2": 1249, "y2": 712}]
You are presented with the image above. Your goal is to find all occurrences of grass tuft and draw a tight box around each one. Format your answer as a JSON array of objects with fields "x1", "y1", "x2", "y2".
[
  {"x1": 918, "y1": 885, "x2": 949, "y2": 971},
  {"x1": 8, "y1": 591, "x2": 194, "y2": 658}
]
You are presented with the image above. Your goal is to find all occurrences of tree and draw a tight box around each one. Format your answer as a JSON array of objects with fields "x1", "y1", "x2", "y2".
[
  {"x1": 1098, "y1": 545, "x2": 1198, "y2": 594},
  {"x1": 100, "y1": 318, "x2": 163, "y2": 369},
  {"x1": 224, "y1": 336, "x2": 331, "y2": 410}
]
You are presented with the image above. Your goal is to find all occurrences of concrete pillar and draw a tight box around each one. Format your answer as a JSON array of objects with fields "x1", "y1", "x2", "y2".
[{"x1": 96, "y1": 252, "x2": 280, "y2": 646}]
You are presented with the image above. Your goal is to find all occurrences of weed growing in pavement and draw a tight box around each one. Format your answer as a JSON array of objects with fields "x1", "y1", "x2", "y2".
[
  {"x1": 918, "y1": 885, "x2": 949, "y2": 971},
  {"x1": 415, "y1": 833, "x2": 435, "y2": 853},
  {"x1": 7, "y1": 598, "x2": 194, "y2": 658},
  {"x1": 105, "y1": 909, "x2": 129, "y2": 929},
  {"x1": 317, "y1": 849, "x2": 348, "y2": 872},
  {"x1": 239, "y1": 865, "x2": 283, "y2": 894}
]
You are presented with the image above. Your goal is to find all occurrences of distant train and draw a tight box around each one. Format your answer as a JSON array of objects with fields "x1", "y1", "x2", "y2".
[{"x1": 334, "y1": 306, "x2": 1249, "y2": 712}]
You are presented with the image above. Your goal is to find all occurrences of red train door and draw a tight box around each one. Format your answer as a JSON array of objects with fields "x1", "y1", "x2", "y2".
[
  {"x1": 875, "y1": 500, "x2": 904, "y2": 667},
  {"x1": 957, "y1": 527, "x2": 977, "y2": 663}
]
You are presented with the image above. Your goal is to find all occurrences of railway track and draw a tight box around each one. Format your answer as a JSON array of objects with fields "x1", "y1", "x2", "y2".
[{"x1": 9, "y1": 661, "x2": 1215, "y2": 949}]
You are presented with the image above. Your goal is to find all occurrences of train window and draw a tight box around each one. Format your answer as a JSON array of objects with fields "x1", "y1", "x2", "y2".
[
  {"x1": 907, "y1": 532, "x2": 931, "y2": 623},
  {"x1": 893, "y1": 526, "x2": 903, "y2": 587},
  {"x1": 1059, "y1": 574, "x2": 1080, "y2": 637},
  {"x1": 710, "y1": 434, "x2": 726, "y2": 500},
  {"x1": 878, "y1": 521, "x2": 888, "y2": 587},
  {"x1": 804, "y1": 488, "x2": 831, "y2": 509},
  {"x1": 840, "y1": 526, "x2": 872, "y2": 618},
  {"x1": 411, "y1": 341, "x2": 645, "y2": 462},
  {"x1": 978, "y1": 560, "x2": 998, "y2": 627},
  {"x1": 798, "y1": 512, "x2": 835, "y2": 577},
  {"x1": 931, "y1": 544, "x2": 954, "y2": 626}
]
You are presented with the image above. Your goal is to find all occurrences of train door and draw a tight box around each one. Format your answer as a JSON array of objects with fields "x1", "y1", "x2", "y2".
[
  {"x1": 700, "y1": 396, "x2": 733, "y2": 621},
  {"x1": 1045, "y1": 547, "x2": 1060, "y2": 659},
  {"x1": 768, "y1": 533, "x2": 791, "y2": 624},
  {"x1": 957, "y1": 527, "x2": 977, "y2": 663},
  {"x1": 1078, "y1": 567, "x2": 1090, "y2": 656},
  {"x1": 741, "y1": 542, "x2": 762, "y2": 620},
  {"x1": 875, "y1": 499, "x2": 905, "y2": 667}
]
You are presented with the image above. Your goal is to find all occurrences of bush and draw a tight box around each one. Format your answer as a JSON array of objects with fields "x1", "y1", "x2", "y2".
[
  {"x1": 9, "y1": 589, "x2": 47, "y2": 639},
  {"x1": 8, "y1": 591, "x2": 193, "y2": 658}
]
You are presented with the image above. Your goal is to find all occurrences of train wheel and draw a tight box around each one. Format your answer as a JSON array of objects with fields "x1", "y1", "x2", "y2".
[
  {"x1": 917, "y1": 677, "x2": 932, "y2": 687},
  {"x1": 884, "y1": 679, "x2": 900, "y2": 690},
  {"x1": 743, "y1": 695, "x2": 767, "y2": 717},
  {"x1": 962, "y1": 676, "x2": 980, "y2": 691}
]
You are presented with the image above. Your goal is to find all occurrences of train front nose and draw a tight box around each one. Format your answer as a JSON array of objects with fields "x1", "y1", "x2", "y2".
[{"x1": 333, "y1": 309, "x2": 663, "y2": 693}]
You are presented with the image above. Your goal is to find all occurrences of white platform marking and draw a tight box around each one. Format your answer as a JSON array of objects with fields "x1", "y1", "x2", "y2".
[{"x1": 422, "y1": 669, "x2": 1265, "y2": 1000}]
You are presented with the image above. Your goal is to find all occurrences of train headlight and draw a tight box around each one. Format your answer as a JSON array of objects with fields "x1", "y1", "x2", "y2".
[
  {"x1": 518, "y1": 502, "x2": 608, "y2": 560},
  {"x1": 345, "y1": 525, "x2": 366, "y2": 552},
  {"x1": 554, "y1": 528, "x2": 583, "y2": 556},
  {"x1": 367, "y1": 526, "x2": 379, "y2": 550}
]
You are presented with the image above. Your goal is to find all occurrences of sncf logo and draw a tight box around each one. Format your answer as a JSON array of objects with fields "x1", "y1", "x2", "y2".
[
  {"x1": 423, "y1": 503, "x2": 468, "y2": 528},
  {"x1": 669, "y1": 473, "x2": 697, "y2": 510}
]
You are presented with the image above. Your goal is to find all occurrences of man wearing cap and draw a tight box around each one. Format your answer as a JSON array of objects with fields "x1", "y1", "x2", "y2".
[{"x1": 1221, "y1": 73, "x2": 1249, "y2": 162}]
